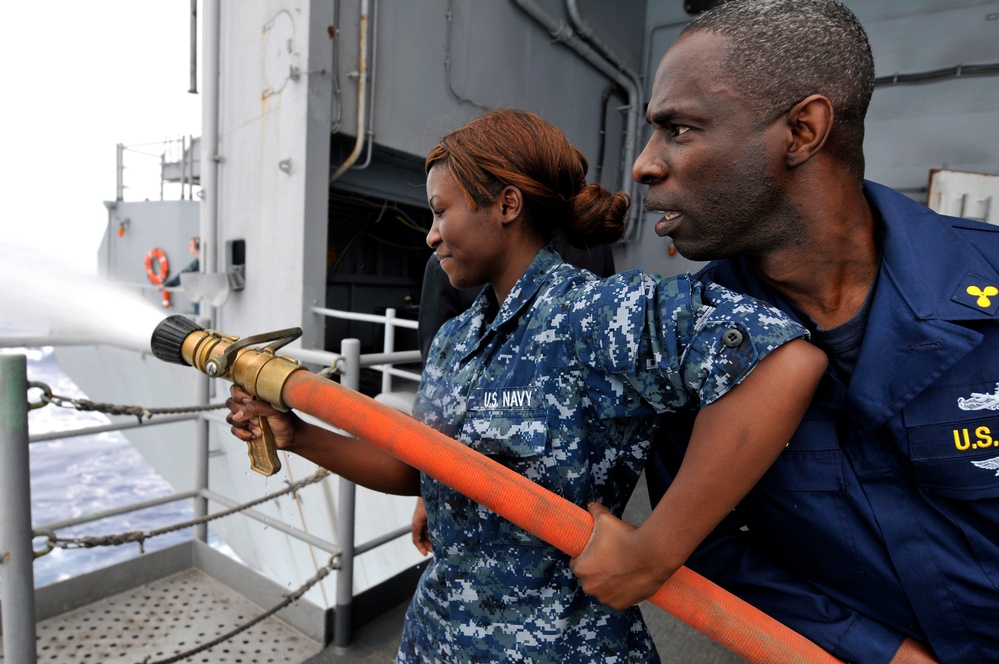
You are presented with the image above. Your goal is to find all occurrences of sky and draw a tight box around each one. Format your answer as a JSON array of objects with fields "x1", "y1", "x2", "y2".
[{"x1": 2, "y1": 2, "x2": 203, "y2": 274}]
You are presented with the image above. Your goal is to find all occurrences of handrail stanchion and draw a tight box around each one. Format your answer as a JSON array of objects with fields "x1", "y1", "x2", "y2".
[
  {"x1": 194, "y1": 369, "x2": 211, "y2": 542},
  {"x1": 381, "y1": 307, "x2": 396, "y2": 394},
  {"x1": 0, "y1": 354, "x2": 38, "y2": 663},
  {"x1": 333, "y1": 338, "x2": 360, "y2": 651}
]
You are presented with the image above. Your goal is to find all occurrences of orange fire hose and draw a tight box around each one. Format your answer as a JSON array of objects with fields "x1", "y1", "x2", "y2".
[{"x1": 281, "y1": 370, "x2": 841, "y2": 663}]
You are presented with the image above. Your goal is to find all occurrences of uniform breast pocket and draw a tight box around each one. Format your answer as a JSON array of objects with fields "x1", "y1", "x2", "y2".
[
  {"x1": 459, "y1": 407, "x2": 556, "y2": 544},
  {"x1": 908, "y1": 419, "x2": 999, "y2": 499},
  {"x1": 460, "y1": 408, "x2": 549, "y2": 459},
  {"x1": 904, "y1": 380, "x2": 999, "y2": 589},
  {"x1": 904, "y1": 380, "x2": 999, "y2": 500}
]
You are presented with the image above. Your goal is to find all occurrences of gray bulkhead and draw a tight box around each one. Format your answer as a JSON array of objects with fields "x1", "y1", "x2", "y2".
[{"x1": 213, "y1": 0, "x2": 998, "y2": 356}]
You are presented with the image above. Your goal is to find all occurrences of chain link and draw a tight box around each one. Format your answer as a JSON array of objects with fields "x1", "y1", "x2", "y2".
[
  {"x1": 26, "y1": 380, "x2": 53, "y2": 410},
  {"x1": 27, "y1": 380, "x2": 227, "y2": 424}
]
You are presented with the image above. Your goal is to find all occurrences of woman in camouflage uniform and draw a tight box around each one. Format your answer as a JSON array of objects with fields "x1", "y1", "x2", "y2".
[{"x1": 227, "y1": 109, "x2": 826, "y2": 663}]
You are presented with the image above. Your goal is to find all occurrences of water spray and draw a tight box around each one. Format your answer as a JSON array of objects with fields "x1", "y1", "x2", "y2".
[{"x1": 149, "y1": 315, "x2": 840, "y2": 664}]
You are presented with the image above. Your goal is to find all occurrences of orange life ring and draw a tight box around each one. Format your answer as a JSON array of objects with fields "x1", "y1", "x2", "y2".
[{"x1": 145, "y1": 248, "x2": 170, "y2": 285}]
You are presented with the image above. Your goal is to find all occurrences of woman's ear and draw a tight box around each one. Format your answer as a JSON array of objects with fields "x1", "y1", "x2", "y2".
[
  {"x1": 497, "y1": 185, "x2": 524, "y2": 225},
  {"x1": 785, "y1": 94, "x2": 833, "y2": 168}
]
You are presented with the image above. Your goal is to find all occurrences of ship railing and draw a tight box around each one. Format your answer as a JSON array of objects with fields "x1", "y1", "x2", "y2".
[
  {"x1": 310, "y1": 305, "x2": 423, "y2": 398},
  {"x1": 307, "y1": 304, "x2": 423, "y2": 649},
  {"x1": 0, "y1": 315, "x2": 427, "y2": 658},
  {"x1": 115, "y1": 136, "x2": 200, "y2": 203}
]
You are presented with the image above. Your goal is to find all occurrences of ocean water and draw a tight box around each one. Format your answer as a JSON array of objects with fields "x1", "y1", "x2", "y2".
[{"x1": 4, "y1": 341, "x2": 200, "y2": 588}]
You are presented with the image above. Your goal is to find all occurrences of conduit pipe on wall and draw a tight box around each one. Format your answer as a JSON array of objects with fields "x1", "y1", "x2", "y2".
[
  {"x1": 200, "y1": 0, "x2": 221, "y2": 316},
  {"x1": 566, "y1": 0, "x2": 644, "y2": 241},
  {"x1": 565, "y1": 0, "x2": 643, "y2": 109},
  {"x1": 512, "y1": 0, "x2": 643, "y2": 240},
  {"x1": 330, "y1": 0, "x2": 371, "y2": 183},
  {"x1": 353, "y1": 0, "x2": 378, "y2": 171},
  {"x1": 188, "y1": 0, "x2": 198, "y2": 94}
]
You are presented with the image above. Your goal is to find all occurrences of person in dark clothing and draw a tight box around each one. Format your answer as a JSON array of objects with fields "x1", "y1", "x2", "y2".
[
  {"x1": 160, "y1": 236, "x2": 200, "y2": 290},
  {"x1": 417, "y1": 240, "x2": 616, "y2": 359},
  {"x1": 569, "y1": 2, "x2": 997, "y2": 662}
]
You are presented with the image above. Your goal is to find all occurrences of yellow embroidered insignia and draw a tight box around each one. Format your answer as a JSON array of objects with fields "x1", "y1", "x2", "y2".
[
  {"x1": 953, "y1": 274, "x2": 999, "y2": 314},
  {"x1": 967, "y1": 285, "x2": 999, "y2": 308}
]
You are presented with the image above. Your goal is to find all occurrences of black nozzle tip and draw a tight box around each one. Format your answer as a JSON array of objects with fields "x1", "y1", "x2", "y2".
[{"x1": 151, "y1": 315, "x2": 203, "y2": 365}]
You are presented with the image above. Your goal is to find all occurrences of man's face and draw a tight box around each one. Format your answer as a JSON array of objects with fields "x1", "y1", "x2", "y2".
[{"x1": 633, "y1": 31, "x2": 795, "y2": 261}]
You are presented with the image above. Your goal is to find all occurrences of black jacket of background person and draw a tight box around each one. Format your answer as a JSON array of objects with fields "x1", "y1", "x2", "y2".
[{"x1": 417, "y1": 241, "x2": 616, "y2": 360}]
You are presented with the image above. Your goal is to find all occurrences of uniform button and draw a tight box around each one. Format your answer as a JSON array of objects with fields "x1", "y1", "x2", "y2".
[{"x1": 722, "y1": 328, "x2": 744, "y2": 348}]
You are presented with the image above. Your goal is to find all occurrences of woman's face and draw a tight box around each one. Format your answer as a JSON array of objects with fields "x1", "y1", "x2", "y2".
[{"x1": 425, "y1": 165, "x2": 506, "y2": 291}]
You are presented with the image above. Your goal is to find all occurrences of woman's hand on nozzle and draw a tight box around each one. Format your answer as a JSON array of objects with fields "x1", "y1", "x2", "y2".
[{"x1": 225, "y1": 384, "x2": 301, "y2": 450}]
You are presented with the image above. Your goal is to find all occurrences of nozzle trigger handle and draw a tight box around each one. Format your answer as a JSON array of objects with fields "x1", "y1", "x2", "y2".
[{"x1": 247, "y1": 416, "x2": 282, "y2": 477}]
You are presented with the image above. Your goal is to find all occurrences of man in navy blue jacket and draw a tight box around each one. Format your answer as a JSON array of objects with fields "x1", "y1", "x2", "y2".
[{"x1": 569, "y1": 1, "x2": 998, "y2": 662}]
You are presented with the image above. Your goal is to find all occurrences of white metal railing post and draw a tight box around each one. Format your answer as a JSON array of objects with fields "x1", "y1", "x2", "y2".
[
  {"x1": 382, "y1": 307, "x2": 396, "y2": 394},
  {"x1": 0, "y1": 354, "x2": 38, "y2": 663},
  {"x1": 333, "y1": 338, "x2": 360, "y2": 651},
  {"x1": 194, "y1": 369, "x2": 210, "y2": 542},
  {"x1": 116, "y1": 142, "x2": 125, "y2": 201}
]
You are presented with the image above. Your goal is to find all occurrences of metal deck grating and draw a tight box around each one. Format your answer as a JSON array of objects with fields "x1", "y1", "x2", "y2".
[{"x1": 2, "y1": 569, "x2": 322, "y2": 664}]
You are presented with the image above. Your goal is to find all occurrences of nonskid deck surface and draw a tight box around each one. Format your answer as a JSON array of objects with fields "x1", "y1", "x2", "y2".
[
  {"x1": 2, "y1": 474, "x2": 745, "y2": 664},
  {"x1": 1, "y1": 569, "x2": 322, "y2": 664}
]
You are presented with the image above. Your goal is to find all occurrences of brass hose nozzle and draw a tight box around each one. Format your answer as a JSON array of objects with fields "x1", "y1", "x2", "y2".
[{"x1": 150, "y1": 315, "x2": 306, "y2": 475}]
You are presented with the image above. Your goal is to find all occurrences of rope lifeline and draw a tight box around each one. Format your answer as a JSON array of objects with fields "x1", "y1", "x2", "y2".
[{"x1": 43, "y1": 469, "x2": 331, "y2": 554}]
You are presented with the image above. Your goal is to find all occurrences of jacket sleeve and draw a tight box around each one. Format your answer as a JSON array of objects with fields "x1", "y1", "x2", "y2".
[
  {"x1": 647, "y1": 418, "x2": 908, "y2": 664},
  {"x1": 568, "y1": 272, "x2": 808, "y2": 418}
]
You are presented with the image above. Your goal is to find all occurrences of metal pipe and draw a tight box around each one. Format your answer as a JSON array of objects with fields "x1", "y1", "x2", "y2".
[
  {"x1": 183, "y1": 136, "x2": 190, "y2": 200},
  {"x1": 353, "y1": 0, "x2": 378, "y2": 171},
  {"x1": 116, "y1": 142, "x2": 125, "y2": 202},
  {"x1": 188, "y1": 0, "x2": 198, "y2": 94},
  {"x1": 194, "y1": 371, "x2": 210, "y2": 542},
  {"x1": 28, "y1": 414, "x2": 197, "y2": 444},
  {"x1": 565, "y1": 0, "x2": 644, "y2": 233},
  {"x1": 565, "y1": 0, "x2": 635, "y2": 78},
  {"x1": 329, "y1": 0, "x2": 371, "y2": 183},
  {"x1": 284, "y1": 346, "x2": 421, "y2": 374},
  {"x1": 354, "y1": 524, "x2": 410, "y2": 556},
  {"x1": 178, "y1": 137, "x2": 187, "y2": 200},
  {"x1": 381, "y1": 307, "x2": 396, "y2": 393},
  {"x1": 35, "y1": 490, "x2": 199, "y2": 532},
  {"x1": 377, "y1": 365, "x2": 421, "y2": 383},
  {"x1": 0, "y1": 354, "x2": 38, "y2": 663},
  {"x1": 358, "y1": 350, "x2": 422, "y2": 368},
  {"x1": 512, "y1": 0, "x2": 643, "y2": 239},
  {"x1": 200, "y1": 490, "x2": 340, "y2": 554},
  {"x1": 312, "y1": 305, "x2": 419, "y2": 329},
  {"x1": 200, "y1": 0, "x2": 221, "y2": 321},
  {"x1": 333, "y1": 338, "x2": 360, "y2": 650}
]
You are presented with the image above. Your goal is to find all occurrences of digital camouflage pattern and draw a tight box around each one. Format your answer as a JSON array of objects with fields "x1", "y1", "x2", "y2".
[{"x1": 398, "y1": 247, "x2": 807, "y2": 663}]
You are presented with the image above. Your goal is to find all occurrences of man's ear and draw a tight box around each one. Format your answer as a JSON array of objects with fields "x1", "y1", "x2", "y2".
[
  {"x1": 785, "y1": 94, "x2": 833, "y2": 168},
  {"x1": 497, "y1": 185, "x2": 524, "y2": 225}
]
